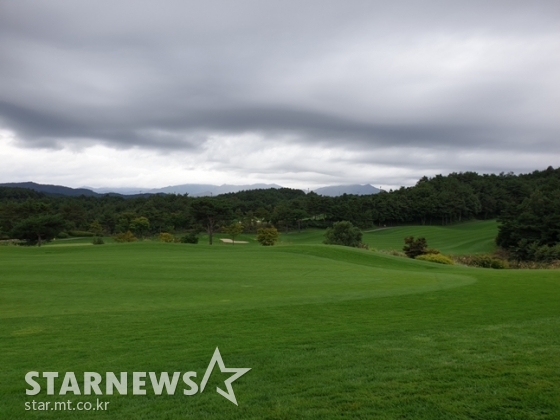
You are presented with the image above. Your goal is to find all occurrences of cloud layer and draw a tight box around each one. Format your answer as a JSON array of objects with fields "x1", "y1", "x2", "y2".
[{"x1": 1, "y1": 1, "x2": 559, "y2": 188}]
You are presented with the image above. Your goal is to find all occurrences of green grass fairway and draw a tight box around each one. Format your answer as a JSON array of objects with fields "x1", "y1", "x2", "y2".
[
  {"x1": 363, "y1": 220, "x2": 499, "y2": 254},
  {"x1": 2, "y1": 241, "x2": 559, "y2": 419}
]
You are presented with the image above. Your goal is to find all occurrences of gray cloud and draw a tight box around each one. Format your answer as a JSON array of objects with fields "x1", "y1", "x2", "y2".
[{"x1": 1, "y1": 0, "x2": 559, "y2": 186}]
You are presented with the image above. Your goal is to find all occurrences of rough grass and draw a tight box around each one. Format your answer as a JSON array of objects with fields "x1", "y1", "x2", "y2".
[{"x1": 1, "y1": 240, "x2": 559, "y2": 419}]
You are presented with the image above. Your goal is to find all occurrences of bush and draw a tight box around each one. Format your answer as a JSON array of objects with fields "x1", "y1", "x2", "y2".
[
  {"x1": 454, "y1": 254, "x2": 509, "y2": 269},
  {"x1": 114, "y1": 231, "x2": 137, "y2": 243},
  {"x1": 471, "y1": 255, "x2": 508, "y2": 269},
  {"x1": 490, "y1": 258, "x2": 508, "y2": 269},
  {"x1": 415, "y1": 254, "x2": 454, "y2": 265},
  {"x1": 180, "y1": 232, "x2": 199, "y2": 244},
  {"x1": 68, "y1": 230, "x2": 95, "y2": 237},
  {"x1": 57, "y1": 232, "x2": 69, "y2": 239},
  {"x1": 92, "y1": 236, "x2": 104, "y2": 245},
  {"x1": 257, "y1": 227, "x2": 279, "y2": 246},
  {"x1": 158, "y1": 232, "x2": 175, "y2": 243},
  {"x1": 324, "y1": 221, "x2": 362, "y2": 247}
]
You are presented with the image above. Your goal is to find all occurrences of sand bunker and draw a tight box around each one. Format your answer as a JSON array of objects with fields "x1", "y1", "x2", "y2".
[{"x1": 220, "y1": 238, "x2": 249, "y2": 244}]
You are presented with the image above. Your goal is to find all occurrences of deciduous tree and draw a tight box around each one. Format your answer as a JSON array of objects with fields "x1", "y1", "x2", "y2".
[
  {"x1": 222, "y1": 222, "x2": 244, "y2": 245},
  {"x1": 11, "y1": 215, "x2": 66, "y2": 246},
  {"x1": 190, "y1": 199, "x2": 232, "y2": 245},
  {"x1": 324, "y1": 221, "x2": 362, "y2": 247}
]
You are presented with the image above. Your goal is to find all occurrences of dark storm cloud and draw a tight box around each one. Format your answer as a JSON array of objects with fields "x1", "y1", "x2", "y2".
[{"x1": 1, "y1": 0, "x2": 559, "y2": 162}]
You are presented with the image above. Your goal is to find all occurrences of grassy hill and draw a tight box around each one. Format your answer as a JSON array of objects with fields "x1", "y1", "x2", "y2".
[
  {"x1": 1, "y1": 240, "x2": 559, "y2": 419},
  {"x1": 269, "y1": 219, "x2": 498, "y2": 254},
  {"x1": 260, "y1": 219, "x2": 498, "y2": 255},
  {"x1": 362, "y1": 220, "x2": 499, "y2": 255}
]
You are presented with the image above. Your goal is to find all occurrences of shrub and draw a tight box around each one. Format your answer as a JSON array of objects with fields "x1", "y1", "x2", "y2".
[
  {"x1": 471, "y1": 255, "x2": 507, "y2": 269},
  {"x1": 416, "y1": 254, "x2": 454, "y2": 265},
  {"x1": 114, "y1": 231, "x2": 137, "y2": 243},
  {"x1": 324, "y1": 221, "x2": 362, "y2": 247},
  {"x1": 257, "y1": 227, "x2": 279, "y2": 246},
  {"x1": 92, "y1": 236, "x2": 104, "y2": 245},
  {"x1": 57, "y1": 232, "x2": 69, "y2": 239},
  {"x1": 69, "y1": 230, "x2": 95, "y2": 237},
  {"x1": 403, "y1": 236, "x2": 428, "y2": 258},
  {"x1": 180, "y1": 232, "x2": 199, "y2": 244},
  {"x1": 490, "y1": 258, "x2": 508, "y2": 269},
  {"x1": 454, "y1": 254, "x2": 509, "y2": 269},
  {"x1": 158, "y1": 232, "x2": 175, "y2": 243}
]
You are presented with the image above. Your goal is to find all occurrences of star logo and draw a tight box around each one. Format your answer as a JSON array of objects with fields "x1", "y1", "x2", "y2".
[{"x1": 199, "y1": 347, "x2": 251, "y2": 405}]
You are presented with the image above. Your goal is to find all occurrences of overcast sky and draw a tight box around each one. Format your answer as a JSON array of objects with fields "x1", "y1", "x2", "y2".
[{"x1": 1, "y1": 1, "x2": 559, "y2": 190}]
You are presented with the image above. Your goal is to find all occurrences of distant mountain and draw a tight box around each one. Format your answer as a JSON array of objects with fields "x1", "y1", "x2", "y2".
[
  {"x1": 89, "y1": 183, "x2": 283, "y2": 196},
  {"x1": 83, "y1": 186, "x2": 145, "y2": 195},
  {"x1": 313, "y1": 184, "x2": 380, "y2": 197},
  {"x1": 0, "y1": 182, "x2": 101, "y2": 197}
]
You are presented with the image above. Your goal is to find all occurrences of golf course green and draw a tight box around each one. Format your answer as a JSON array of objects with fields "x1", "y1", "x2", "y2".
[{"x1": 1, "y1": 223, "x2": 559, "y2": 419}]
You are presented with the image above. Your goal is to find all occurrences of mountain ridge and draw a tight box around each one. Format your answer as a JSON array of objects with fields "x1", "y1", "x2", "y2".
[{"x1": 0, "y1": 182, "x2": 381, "y2": 197}]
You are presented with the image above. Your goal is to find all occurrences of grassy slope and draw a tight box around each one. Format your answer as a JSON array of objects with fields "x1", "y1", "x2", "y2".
[
  {"x1": 1, "y1": 241, "x2": 559, "y2": 419},
  {"x1": 48, "y1": 219, "x2": 498, "y2": 255},
  {"x1": 220, "y1": 219, "x2": 498, "y2": 255},
  {"x1": 362, "y1": 220, "x2": 499, "y2": 254}
]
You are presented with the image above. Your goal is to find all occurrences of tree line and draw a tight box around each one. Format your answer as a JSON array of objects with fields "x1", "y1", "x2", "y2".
[{"x1": 1, "y1": 166, "x2": 559, "y2": 260}]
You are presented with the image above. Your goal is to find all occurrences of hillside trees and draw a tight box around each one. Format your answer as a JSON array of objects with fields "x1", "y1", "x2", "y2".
[
  {"x1": 496, "y1": 183, "x2": 560, "y2": 261},
  {"x1": 271, "y1": 200, "x2": 308, "y2": 232},
  {"x1": 305, "y1": 191, "x2": 326, "y2": 218},
  {"x1": 1, "y1": 167, "x2": 559, "y2": 250},
  {"x1": 116, "y1": 212, "x2": 137, "y2": 233},
  {"x1": 130, "y1": 216, "x2": 150, "y2": 238}
]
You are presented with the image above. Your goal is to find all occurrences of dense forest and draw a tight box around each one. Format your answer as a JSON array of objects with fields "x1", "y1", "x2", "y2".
[{"x1": 1, "y1": 167, "x2": 559, "y2": 261}]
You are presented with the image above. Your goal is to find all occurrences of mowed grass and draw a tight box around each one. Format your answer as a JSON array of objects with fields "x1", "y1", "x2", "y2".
[
  {"x1": 363, "y1": 220, "x2": 499, "y2": 254},
  {"x1": 228, "y1": 219, "x2": 498, "y2": 254},
  {"x1": 1, "y1": 239, "x2": 559, "y2": 419}
]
